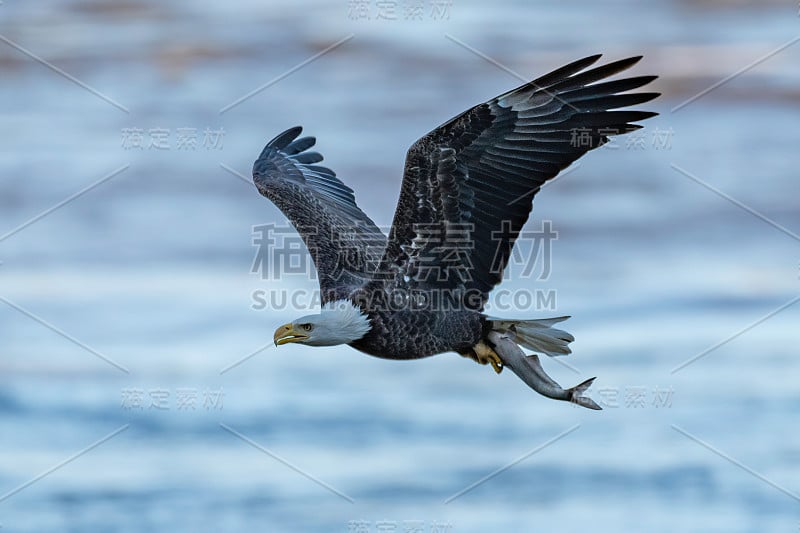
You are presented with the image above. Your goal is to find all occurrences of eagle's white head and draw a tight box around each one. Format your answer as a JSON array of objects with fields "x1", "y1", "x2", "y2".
[{"x1": 273, "y1": 299, "x2": 371, "y2": 347}]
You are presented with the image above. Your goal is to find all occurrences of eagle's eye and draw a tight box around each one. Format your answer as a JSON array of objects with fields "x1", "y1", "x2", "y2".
[{"x1": 301, "y1": 323, "x2": 313, "y2": 332}]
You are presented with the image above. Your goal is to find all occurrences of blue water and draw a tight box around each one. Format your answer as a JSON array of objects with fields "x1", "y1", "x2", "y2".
[{"x1": 1, "y1": 1, "x2": 799, "y2": 531}]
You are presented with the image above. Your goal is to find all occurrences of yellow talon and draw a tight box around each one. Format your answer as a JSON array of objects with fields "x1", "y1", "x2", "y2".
[
  {"x1": 489, "y1": 353, "x2": 504, "y2": 374},
  {"x1": 469, "y1": 341, "x2": 504, "y2": 374}
]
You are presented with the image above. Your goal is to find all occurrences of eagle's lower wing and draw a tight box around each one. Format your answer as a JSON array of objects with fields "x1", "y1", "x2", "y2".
[
  {"x1": 253, "y1": 126, "x2": 386, "y2": 303},
  {"x1": 375, "y1": 55, "x2": 659, "y2": 309}
]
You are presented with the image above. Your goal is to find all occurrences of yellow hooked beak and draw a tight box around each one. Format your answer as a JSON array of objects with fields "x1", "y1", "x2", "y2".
[{"x1": 273, "y1": 323, "x2": 309, "y2": 346}]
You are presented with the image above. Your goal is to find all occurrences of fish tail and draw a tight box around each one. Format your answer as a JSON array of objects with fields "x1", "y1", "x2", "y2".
[{"x1": 566, "y1": 377, "x2": 602, "y2": 410}]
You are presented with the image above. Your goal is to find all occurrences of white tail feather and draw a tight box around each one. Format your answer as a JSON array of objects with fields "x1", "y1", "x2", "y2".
[{"x1": 489, "y1": 316, "x2": 574, "y2": 357}]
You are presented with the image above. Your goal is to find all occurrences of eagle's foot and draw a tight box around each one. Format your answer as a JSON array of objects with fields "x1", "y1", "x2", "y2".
[{"x1": 470, "y1": 341, "x2": 504, "y2": 374}]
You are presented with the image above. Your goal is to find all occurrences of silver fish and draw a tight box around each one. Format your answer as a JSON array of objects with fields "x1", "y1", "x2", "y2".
[{"x1": 488, "y1": 331, "x2": 601, "y2": 410}]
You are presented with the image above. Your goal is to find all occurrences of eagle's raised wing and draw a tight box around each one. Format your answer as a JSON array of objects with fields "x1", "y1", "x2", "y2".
[
  {"x1": 375, "y1": 55, "x2": 659, "y2": 310},
  {"x1": 253, "y1": 126, "x2": 387, "y2": 303}
]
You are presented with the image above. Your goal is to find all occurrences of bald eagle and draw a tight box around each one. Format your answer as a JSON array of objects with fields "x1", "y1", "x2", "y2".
[{"x1": 254, "y1": 55, "x2": 659, "y2": 409}]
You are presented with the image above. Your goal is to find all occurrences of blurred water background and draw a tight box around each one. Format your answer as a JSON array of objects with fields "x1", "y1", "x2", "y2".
[{"x1": 1, "y1": 1, "x2": 799, "y2": 531}]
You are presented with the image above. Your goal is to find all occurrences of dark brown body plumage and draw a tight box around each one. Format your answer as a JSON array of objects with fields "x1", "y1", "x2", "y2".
[{"x1": 349, "y1": 301, "x2": 486, "y2": 359}]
